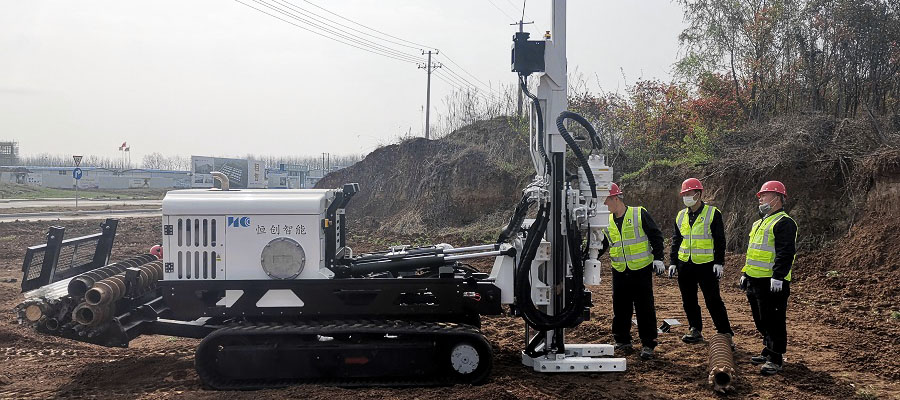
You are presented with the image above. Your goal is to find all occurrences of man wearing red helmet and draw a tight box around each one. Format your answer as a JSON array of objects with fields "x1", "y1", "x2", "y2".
[
  {"x1": 601, "y1": 182, "x2": 666, "y2": 360},
  {"x1": 669, "y1": 178, "x2": 733, "y2": 344},
  {"x1": 741, "y1": 180, "x2": 798, "y2": 376}
]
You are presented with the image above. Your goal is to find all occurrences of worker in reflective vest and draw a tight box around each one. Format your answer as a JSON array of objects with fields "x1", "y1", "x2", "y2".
[
  {"x1": 741, "y1": 180, "x2": 798, "y2": 376},
  {"x1": 601, "y1": 183, "x2": 666, "y2": 360},
  {"x1": 668, "y1": 178, "x2": 733, "y2": 344}
]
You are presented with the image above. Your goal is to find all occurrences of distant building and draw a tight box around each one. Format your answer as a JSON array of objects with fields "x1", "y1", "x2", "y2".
[
  {"x1": 0, "y1": 166, "x2": 191, "y2": 189},
  {"x1": 190, "y1": 156, "x2": 266, "y2": 189},
  {"x1": 0, "y1": 141, "x2": 19, "y2": 166}
]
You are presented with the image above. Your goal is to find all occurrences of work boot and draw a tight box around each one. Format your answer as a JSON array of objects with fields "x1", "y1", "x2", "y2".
[
  {"x1": 760, "y1": 361, "x2": 783, "y2": 375},
  {"x1": 639, "y1": 346, "x2": 655, "y2": 360},
  {"x1": 614, "y1": 342, "x2": 634, "y2": 354},
  {"x1": 681, "y1": 327, "x2": 703, "y2": 344},
  {"x1": 749, "y1": 354, "x2": 768, "y2": 365}
]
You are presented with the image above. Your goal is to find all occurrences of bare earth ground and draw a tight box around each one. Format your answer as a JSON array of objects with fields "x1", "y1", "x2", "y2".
[{"x1": 0, "y1": 218, "x2": 897, "y2": 399}]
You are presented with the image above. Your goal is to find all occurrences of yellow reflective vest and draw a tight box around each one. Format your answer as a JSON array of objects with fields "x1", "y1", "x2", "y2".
[
  {"x1": 742, "y1": 211, "x2": 797, "y2": 281},
  {"x1": 605, "y1": 206, "x2": 653, "y2": 272},
  {"x1": 676, "y1": 204, "x2": 717, "y2": 264}
]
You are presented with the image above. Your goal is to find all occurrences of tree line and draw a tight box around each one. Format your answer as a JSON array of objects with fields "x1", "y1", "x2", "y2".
[{"x1": 677, "y1": 0, "x2": 900, "y2": 120}]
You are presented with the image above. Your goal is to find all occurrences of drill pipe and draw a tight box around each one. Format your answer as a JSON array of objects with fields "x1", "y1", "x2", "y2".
[
  {"x1": 708, "y1": 333, "x2": 736, "y2": 394},
  {"x1": 73, "y1": 302, "x2": 111, "y2": 327},
  {"x1": 67, "y1": 254, "x2": 158, "y2": 297},
  {"x1": 84, "y1": 260, "x2": 163, "y2": 306}
]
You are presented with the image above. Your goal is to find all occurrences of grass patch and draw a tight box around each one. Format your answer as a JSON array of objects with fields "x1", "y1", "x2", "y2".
[
  {"x1": 621, "y1": 159, "x2": 683, "y2": 182},
  {"x1": 855, "y1": 387, "x2": 879, "y2": 400},
  {"x1": 0, "y1": 183, "x2": 165, "y2": 200},
  {"x1": 891, "y1": 311, "x2": 900, "y2": 320},
  {"x1": 826, "y1": 270, "x2": 841, "y2": 278}
]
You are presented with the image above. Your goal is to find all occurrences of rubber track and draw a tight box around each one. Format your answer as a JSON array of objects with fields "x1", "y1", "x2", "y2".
[
  {"x1": 196, "y1": 320, "x2": 493, "y2": 390},
  {"x1": 1, "y1": 347, "x2": 195, "y2": 358}
]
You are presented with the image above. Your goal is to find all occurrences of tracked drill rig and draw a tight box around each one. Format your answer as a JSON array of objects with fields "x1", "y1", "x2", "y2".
[{"x1": 14, "y1": 0, "x2": 626, "y2": 389}]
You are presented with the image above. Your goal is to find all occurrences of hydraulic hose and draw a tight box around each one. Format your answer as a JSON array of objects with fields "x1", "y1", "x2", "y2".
[
  {"x1": 559, "y1": 110, "x2": 604, "y2": 151},
  {"x1": 497, "y1": 193, "x2": 534, "y2": 244},
  {"x1": 519, "y1": 76, "x2": 551, "y2": 171},
  {"x1": 555, "y1": 111, "x2": 598, "y2": 200},
  {"x1": 514, "y1": 203, "x2": 588, "y2": 331}
]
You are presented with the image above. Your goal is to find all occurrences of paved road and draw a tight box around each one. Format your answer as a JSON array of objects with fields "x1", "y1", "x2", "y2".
[
  {"x1": 0, "y1": 199, "x2": 162, "y2": 209},
  {"x1": 0, "y1": 209, "x2": 161, "y2": 223}
]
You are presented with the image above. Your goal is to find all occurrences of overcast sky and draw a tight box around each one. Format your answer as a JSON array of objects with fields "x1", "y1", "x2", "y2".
[{"x1": 0, "y1": 0, "x2": 685, "y2": 163}]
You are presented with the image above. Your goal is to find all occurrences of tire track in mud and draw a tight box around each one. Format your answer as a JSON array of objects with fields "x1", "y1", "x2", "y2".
[{"x1": 1, "y1": 381, "x2": 202, "y2": 399}]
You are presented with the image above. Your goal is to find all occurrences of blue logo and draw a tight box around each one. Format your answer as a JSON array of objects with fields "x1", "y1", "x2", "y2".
[{"x1": 227, "y1": 216, "x2": 251, "y2": 228}]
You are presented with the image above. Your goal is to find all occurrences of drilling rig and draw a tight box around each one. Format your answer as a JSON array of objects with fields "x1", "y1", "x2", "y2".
[{"x1": 14, "y1": 0, "x2": 625, "y2": 388}]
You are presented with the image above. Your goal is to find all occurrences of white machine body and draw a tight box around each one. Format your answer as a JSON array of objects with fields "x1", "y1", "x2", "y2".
[
  {"x1": 578, "y1": 154, "x2": 613, "y2": 286},
  {"x1": 161, "y1": 188, "x2": 340, "y2": 282}
]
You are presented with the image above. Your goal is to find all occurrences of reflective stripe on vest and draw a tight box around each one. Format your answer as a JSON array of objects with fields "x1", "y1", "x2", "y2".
[
  {"x1": 606, "y1": 206, "x2": 653, "y2": 272},
  {"x1": 742, "y1": 211, "x2": 796, "y2": 281},
  {"x1": 676, "y1": 204, "x2": 717, "y2": 264}
]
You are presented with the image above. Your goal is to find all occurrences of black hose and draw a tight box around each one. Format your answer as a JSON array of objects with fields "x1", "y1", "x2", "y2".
[
  {"x1": 514, "y1": 203, "x2": 587, "y2": 331},
  {"x1": 557, "y1": 110, "x2": 604, "y2": 151},
  {"x1": 497, "y1": 193, "x2": 533, "y2": 244},
  {"x1": 555, "y1": 111, "x2": 598, "y2": 200},
  {"x1": 519, "y1": 76, "x2": 550, "y2": 170}
]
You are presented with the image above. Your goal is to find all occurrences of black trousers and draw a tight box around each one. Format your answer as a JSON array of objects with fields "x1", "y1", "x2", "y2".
[
  {"x1": 746, "y1": 276, "x2": 790, "y2": 364},
  {"x1": 677, "y1": 261, "x2": 733, "y2": 335},
  {"x1": 611, "y1": 265, "x2": 658, "y2": 348}
]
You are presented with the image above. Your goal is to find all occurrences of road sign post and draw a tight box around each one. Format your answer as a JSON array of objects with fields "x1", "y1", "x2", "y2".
[{"x1": 73, "y1": 155, "x2": 83, "y2": 209}]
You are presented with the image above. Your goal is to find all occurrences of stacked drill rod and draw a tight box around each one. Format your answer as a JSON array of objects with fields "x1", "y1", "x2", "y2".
[
  {"x1": 73, "y1": 259, "x2": 163, "y2": 327},
  {"x1": 708, "y1": 333, "x2": 736, "y2": 393},
  {"x1": 68, "y1": 254, "x2": 158, "y2": 297},
  {"x1": 16, "y1": 254, "x2": 160, "y2": 331}
]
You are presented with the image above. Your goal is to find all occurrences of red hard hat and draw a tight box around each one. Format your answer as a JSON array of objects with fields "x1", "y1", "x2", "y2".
[
  {"x1": 756, "y1": 180, "x2": 787, "y2": 198},
  {"x1": 150, "y1": 245, "x2": 163, "y2": 259},
  {"x1": 608, "y1": 182, "x2": 623, "y2": 197},
  {"x1": 680, "y1": 178, "x2": 703, "y2": 194}
]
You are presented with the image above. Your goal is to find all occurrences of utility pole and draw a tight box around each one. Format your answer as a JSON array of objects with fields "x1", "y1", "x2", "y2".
[
  {"x1": 418, "y1": 50, "x2": 441, "y2": 140},
  {"x1": 511, "y1": 19, "x2": 534, "y2": 118}
]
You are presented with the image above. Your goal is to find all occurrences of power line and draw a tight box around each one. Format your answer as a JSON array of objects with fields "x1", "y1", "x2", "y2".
[
  {"x1": 237, "y1": 0, "x2": 420, "y2": 64},
  {"x1": 485, "y1": 0, "x2": 517, "y2": 21},
  {"x1": 299, "y1": 0, "x2": 436, "y2": 51},
  {"x1": 267, "y1": 0, "x2": 423, "y2": 61},
  {"x1": 278, "y1": 0, "x2": 427, "y2": 52},
  {"x1": 433, "y1": 70, "x2": 495, "y2": 102},
  {"x1": 433, "y1": 70, "x2": 475, "y2": 93},
  {"x1": 505, "y1": 0, "x2": 529, "y2": 20},
  {"x1": 235, "y1": 0, "x2": 423, "y2": 64},
  {"x1": 441, "y1": 65, "x2": 498, "y2": 99},
  {"x1": 256, "y1": 0, "x2": 424, "y2": 62},
  {"x1": 237, "y1": 1, "x2": 502, "y2": 106},
  {"x1": 437, "y1": 52, "x2": 499, "y2": 95},
  {"x1": 258, "y1": 1, "x2": 502, "y2": 100}
]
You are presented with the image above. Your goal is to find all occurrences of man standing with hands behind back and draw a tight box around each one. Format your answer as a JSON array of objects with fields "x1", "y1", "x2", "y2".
[{"x1": 668, "y1": 178, "x2": 733, "y2": 344}]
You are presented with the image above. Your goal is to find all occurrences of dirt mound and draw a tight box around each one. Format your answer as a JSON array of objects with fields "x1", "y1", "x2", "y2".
[
  {"x1": 623, "y1": 114, "x2": 900, "y2": 252},
  {"x1": 317, "y1": 117, "x2": 532, "y2": 238}
]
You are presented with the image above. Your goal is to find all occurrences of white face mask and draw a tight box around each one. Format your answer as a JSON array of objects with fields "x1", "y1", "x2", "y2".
[
  {"x1": 682, "y1": 195, "x2": 697, "y2": 207},
  {"x1": 758, "y1": 197, "x2": 776, "y2": 214}
]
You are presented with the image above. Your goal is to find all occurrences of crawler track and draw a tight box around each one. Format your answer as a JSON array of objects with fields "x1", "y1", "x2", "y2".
[{"x1": 195, "y1": 320, "x2": 493, "y2": 389}]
